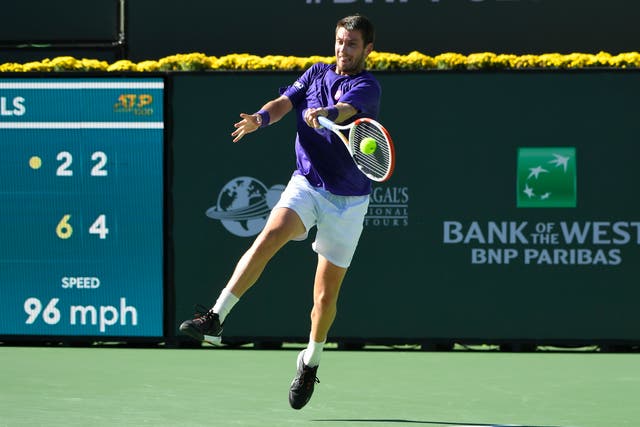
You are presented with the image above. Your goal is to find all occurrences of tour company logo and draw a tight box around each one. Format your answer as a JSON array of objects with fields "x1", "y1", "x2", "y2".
[
  {"x1": 364, "y1": 186, "x2": 409, "y2": 227},
  {"x1": 517, "y1": 147, "x2": 577, "y2": 208},
  {"x1": 206, "y1": 176, "x2": 284, "y2": 237}
]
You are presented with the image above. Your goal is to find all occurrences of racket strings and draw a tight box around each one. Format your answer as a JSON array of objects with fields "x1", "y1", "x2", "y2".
[{"x1": 351, "y1": 122, "x2": 392, "y2": 180}]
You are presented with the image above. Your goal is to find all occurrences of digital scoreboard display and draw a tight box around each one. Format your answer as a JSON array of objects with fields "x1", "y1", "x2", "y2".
[{"x1": 0, "y1": 78, "x2": 164, "y2": 338}]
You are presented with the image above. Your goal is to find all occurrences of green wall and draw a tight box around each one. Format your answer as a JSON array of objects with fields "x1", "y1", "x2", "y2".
[{"x1": 171, "y1": 71, "x2": 640, "y2": 346}]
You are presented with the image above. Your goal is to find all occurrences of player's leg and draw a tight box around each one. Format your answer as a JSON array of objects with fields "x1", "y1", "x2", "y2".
[
  {"x1": 289, "y1": 191, "x2": 369, "y2": 409},
  {"x1": 305, "y1": 192, "x2": 369, "y2": 351},
  {"x1": 289, "y1": 255, "x2": 346, "y2": 410},
  {"x1": 310, "y1": 255, "x2": 347, "y2": 345},
  {"x1": 179, "y1": 207, "x2": 306, "y2": 343},
  {"x1": 225, "y1": 206, "x2": 306, "y2": 298}
]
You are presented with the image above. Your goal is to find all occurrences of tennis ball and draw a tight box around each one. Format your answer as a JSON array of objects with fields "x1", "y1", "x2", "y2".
[{"x1": 360, "y1": 137, "x2": 377, "y2": 154}]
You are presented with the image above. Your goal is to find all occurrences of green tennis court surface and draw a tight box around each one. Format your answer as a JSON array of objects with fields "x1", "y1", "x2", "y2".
[{"x1": 0, "y1": 346, "x2": 637, "y2": 427}]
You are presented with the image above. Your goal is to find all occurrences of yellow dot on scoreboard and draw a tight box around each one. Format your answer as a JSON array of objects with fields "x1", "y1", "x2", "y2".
[{"x1": 29, "y1": 156, "x2": 42, "y2": 170}]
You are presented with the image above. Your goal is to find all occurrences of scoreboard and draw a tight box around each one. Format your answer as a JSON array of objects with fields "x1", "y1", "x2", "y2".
[{"x1": 0, "y1": 78, "x2": 164, "y2": 338}]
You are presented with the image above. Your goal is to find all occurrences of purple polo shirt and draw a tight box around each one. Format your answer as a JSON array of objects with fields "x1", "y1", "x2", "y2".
[{"x1": 281, "y1": 63, "x2": 381, "y2": 196}]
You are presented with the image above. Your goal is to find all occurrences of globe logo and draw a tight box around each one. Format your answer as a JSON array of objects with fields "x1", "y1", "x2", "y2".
[{"x1": 206, "y1": 176, "x2": 284, "y2": 237}]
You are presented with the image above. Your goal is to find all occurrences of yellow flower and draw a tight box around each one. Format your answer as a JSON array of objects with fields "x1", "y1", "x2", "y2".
[
  {"x1": 79, "y1": 58, "x2": 108, "y2": 71},
  {"x1": 0, "y1": 63, "x2": 24, "y2": 72},
  {"x1": 1, "y1": 51, "x2": 640, "y2": 72},
  {"x1": 22, "y1": 61, "x2": 51, "y2": 72},
  {"x1": 404, "y1": 51, "x2": 436, "y2": 69},
  {"x1": 107, "y1": 60, "x2": 137, "y2": 72},
  {"x1": 434, "y1": 53, "x2": 467, "y2": 70},
  {"x1": 136, "y1": 60, "x2": 160, "y2": 72},
  {"x1": 158, "y1": 53, "x2": 214, "y2": 71},
  {"x1": 465, "y1": 52, "x2": 500, "y2": 69},
  {"x1": 611, "y1": 52, "x2": 640, "y2": 68}
]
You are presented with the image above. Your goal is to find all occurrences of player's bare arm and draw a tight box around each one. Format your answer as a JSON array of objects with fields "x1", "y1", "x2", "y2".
[{"x1": 231, "y1": 95, "x2": 293, "y2": 142}]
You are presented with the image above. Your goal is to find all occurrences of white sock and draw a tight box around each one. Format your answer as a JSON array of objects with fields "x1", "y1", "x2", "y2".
[
  {"x1": 212, "y1": 288, "x2": 239, "y2": 323},
  {"x1": 303, "y1": 337, "x2": 325, "y2": 367}
]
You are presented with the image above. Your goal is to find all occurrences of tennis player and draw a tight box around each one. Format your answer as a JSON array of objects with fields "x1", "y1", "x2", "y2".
[{"x1": 180, "y1": 14, "x2": 381, "y2": 410}]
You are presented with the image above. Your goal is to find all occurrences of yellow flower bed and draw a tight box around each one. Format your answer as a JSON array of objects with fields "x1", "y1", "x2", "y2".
[{"x1": 1, "y1": 51, "x2": 639, "y2": 72}]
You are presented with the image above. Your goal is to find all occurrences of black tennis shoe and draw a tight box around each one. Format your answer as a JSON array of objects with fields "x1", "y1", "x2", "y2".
[
  {"x1": 179, "y1": 305, "x2": 223, "y2": 345},
  {"x1": 288, "y1": 350, "x2": 320, "y2": 410}
]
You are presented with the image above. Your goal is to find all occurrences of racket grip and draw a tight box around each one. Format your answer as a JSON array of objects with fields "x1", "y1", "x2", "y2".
[{"x1": 317, "y1": 116, "x2": 333, "y2": 129}]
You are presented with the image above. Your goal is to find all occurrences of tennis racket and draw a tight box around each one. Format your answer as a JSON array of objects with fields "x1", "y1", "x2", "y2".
[{"x1": 318, "y1": 115, "x2": 395, "y2": 182}]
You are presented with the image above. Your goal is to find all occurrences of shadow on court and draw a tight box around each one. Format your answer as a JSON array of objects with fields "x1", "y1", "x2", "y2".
[{"x1": 313, "y1": 419, "x2": 567, "y2": 427}]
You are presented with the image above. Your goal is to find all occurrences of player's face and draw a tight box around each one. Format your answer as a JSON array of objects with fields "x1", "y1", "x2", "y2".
[{"x1": 335, "y1": 27, "x2": 372, "y2": 75}]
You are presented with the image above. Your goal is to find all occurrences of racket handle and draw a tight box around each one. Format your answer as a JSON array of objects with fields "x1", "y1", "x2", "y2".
[{"x1": 317, "y1": 116, "x2": 333, "y2": 129}]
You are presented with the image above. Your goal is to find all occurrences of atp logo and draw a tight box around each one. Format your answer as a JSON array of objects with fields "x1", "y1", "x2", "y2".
[
  {"x1": 517, "y1": 147, "x2": 577, "y2": 208},
  {"x1": 114, "y1": 94, "x2": 154, "y2": 116}
]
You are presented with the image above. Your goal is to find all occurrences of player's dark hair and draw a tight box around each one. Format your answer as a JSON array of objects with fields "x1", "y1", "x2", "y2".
[{"x1": 336, "y1": 14, "x2": 375, "y2": 46}]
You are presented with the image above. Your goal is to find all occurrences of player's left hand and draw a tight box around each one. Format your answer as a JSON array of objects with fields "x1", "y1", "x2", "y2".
[{"x1": 231, "y1": 113, "x2": 261, "y2": 142}]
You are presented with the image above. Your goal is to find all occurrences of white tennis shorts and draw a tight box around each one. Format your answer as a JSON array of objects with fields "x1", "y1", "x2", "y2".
[{"x1": 273, "y1": 174, "x2": 370, "y2": 268}]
